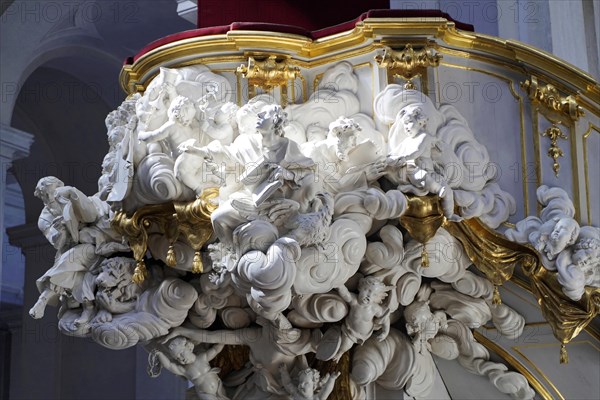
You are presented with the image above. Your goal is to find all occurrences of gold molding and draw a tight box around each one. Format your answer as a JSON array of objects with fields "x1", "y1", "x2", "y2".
[
  {"x1": 583, "y1": 124, "x2": 600, "y2": 225},
  {"x1": 511, "y1": 345, "x2": 566, "y2": 400},
  {"x1": 438, "y1": 61, "x2": 530, "y2": 216},
  {"x1": 119, "y1": 18, "x2": 600, "y2": 106}
]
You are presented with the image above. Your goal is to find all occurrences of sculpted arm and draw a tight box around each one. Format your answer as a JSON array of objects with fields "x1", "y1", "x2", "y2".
[
  {"x1": 317, "y1": 371, "x2": 341, "y2": 400},
  {"x1": 336, "y1": 285, "x2": 355, "y2": 304},
  {"x1": 163, "y1": 326, "x2": 249, "y2": 346},
  {"x1": 155, "y1": 351, "x2": 185, "y2": 376},
  {"x1": 138, "y1": 121, "x2": 176, "y2": 143},
  {"x1": 205, "y1": 343, "x2": 226, "y2": 361}
]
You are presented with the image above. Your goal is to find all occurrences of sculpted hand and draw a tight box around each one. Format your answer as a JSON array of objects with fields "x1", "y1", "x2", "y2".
[
  {"x1": 386, "y1": 155, "x2": 407, "y2": 168},
  {"x1": 266, "y1": 199, "x2": 300, "y2": 226},
  {"x1": 138, "y1": 131, "x2": 151, "y2": 142},
  {"x1": 161, "y1": 327, "x2": 187, "y2": 344},
  {"x1": 365, "y1": 160, "x2": 387, "y2": 180}
]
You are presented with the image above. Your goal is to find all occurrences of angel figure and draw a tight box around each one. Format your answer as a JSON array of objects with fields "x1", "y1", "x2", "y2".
[
  {"x1": 138, "y1": 95, "x2": 198, "y2": 159},
  {"x1": 404, "y1": 299, "x2": 448, "y2": 354},
  {"x1": 386, "y1": 101, "x2": 460, "y2": 221},
  {"x1": 531, "y1": 217, "x2": 580, "y2": 263},
  {"x1": 279, "y1": 365, "x2": 340, "y2": 400},
  {"x1": 556, "y1": 226, "x2": 600, "y2": 301},
  {"x1": 318, "y1": 276, "x2": 392, "y2": 362},
  {"x1": 148, "y1": 337, "x2": 228, "y2": 400},
  {"x1": 162, "y1": 317, "x2": 322, "y2": 400}
]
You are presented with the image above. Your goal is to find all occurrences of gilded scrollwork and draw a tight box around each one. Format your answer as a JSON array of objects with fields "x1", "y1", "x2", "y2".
[
  {"x1": 111, "y1": 203, "x2": 178, "y2": 283},
  {"x1": 375, "y1": 44, "x2": 442, "y2": 88},
  {"x1": 237, "y1": 55, "x2": 301, "y2": 106},
  {"x1": 37, "y1": 62, "x2": 599, "y2": 400},
  {"x1": 173, "y1": 187, "x2": 219, "y2": 273},
  {"x1": 521, "y1": 76, "x2": 584, "y2": 122},
  {"x1": 112, "y1": 189, "x2": 218, "y2": 282},
  {"x1": 506, "y1": 185, "x2": 600, "y2": 362}
]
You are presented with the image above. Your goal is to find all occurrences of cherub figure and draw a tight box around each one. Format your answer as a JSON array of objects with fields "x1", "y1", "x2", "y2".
[
  {"x1": 93, "y1": 257, "x2": 141, "y2": 323},
  {"x1": 556, "y1": 226, "x2": 600, "y2": 300},
  {"x1": 149, "y1": 337, "x2": 228, "y2": 400},
  {"x1": 532, "y1": 217, "x2": 580, "y2": 262},
  {"x1": 138, "y1": 95, "x2": 198, "y2": 159},
  {"x1": 404, "y1": 299, "x2": 448, "y2": 354},
  {"x1": 319, "y1": 276, "x2": 392, "y2": 362},
  {"x1": 279, "y1": 365, "x2": 340, "y2": 400},
  {"x1": 162, "y1": 317, "x2": 321, "y2": 399}
]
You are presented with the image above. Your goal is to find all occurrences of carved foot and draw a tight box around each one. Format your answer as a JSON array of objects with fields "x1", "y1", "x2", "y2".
[{"x1": 29, "y1": 298, "x2": 47, "y2": 319}]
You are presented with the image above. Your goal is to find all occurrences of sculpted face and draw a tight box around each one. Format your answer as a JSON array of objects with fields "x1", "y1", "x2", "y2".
[
  {"x1": 256, "y1": 105, "x2": 285, "y2": 135},
  {"x1": 399, "y1": 105, "x2": 428, "y2": 137},
  {"x1": 298, "y1": 372, "x2": 315, "y2": 398},
  {"x1": 358, "y1": 285, "x2": 378, "y2": 304},
  {"x1": 547, "y1": 218, "x2": 578, "y2": 257},
  {"x1": 169, "y1": 338, "x2": 195, "y2": 365},
  {"x1": 179, "y1": 102, "x2": 196, "y2": 126}
]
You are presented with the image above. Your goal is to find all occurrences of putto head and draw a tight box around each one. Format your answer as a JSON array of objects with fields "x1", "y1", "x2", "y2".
[
  {"x1": 358, "y1": 276, "x2": 392, "y2": 304},
  {"x1": 297, "y1": 368, "x2": 320, "y2": 397},
  {"x1": 168, "y1": 336, "x2": 195, "y2": 364},
  {"x1": 168, "y1": 95, "x2": 196, "y2": 125},
  {"x1": 328, "y1": 116, "x2": 361, "y2": 138}
]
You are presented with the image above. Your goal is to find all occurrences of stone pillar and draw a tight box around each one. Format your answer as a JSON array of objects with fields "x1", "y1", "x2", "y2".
[{"x1": 0, "y1": 125, "x2": 33, "y2": 305}]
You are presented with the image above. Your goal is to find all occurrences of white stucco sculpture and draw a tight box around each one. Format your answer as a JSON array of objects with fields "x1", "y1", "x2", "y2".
[
  {"x1": 30, "y1": 64, "x2": 541, "y2": 400},
  {"x1": 148, "y1": 338, "x2": 228, "y2": 400},
  {"x1": 506, "y1": 185, "x2": 600, "y2": 300}
]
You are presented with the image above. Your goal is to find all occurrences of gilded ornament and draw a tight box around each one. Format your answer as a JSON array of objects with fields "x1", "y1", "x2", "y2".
[
  {"x1": 111, "y1": 189, "x2": 219, "y2": 283},
  {"x1": 399, "y1": 195, "x2": 446, "y2": 268},
  {"x1": 237, "y1": 55, "x2": 301, "y2": 106},
  {"x1": 521, "y1": 76, "x2": 584, "y2": 122},
  {"x1": 521, "y1": 258, "x2": 600, "y2": 364},
  {"x1": 111, "y1": 203, "x2": 178, "y2": 284},
  {"x1": 375, "y1": 44, "x2": 441, "y2": 88},
  {"x1": 541, "y1": 125, "x2": 568, "y2": 177},
  {"x1": 443, "y1": 217, "x2": 541, "y2": 306}
]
